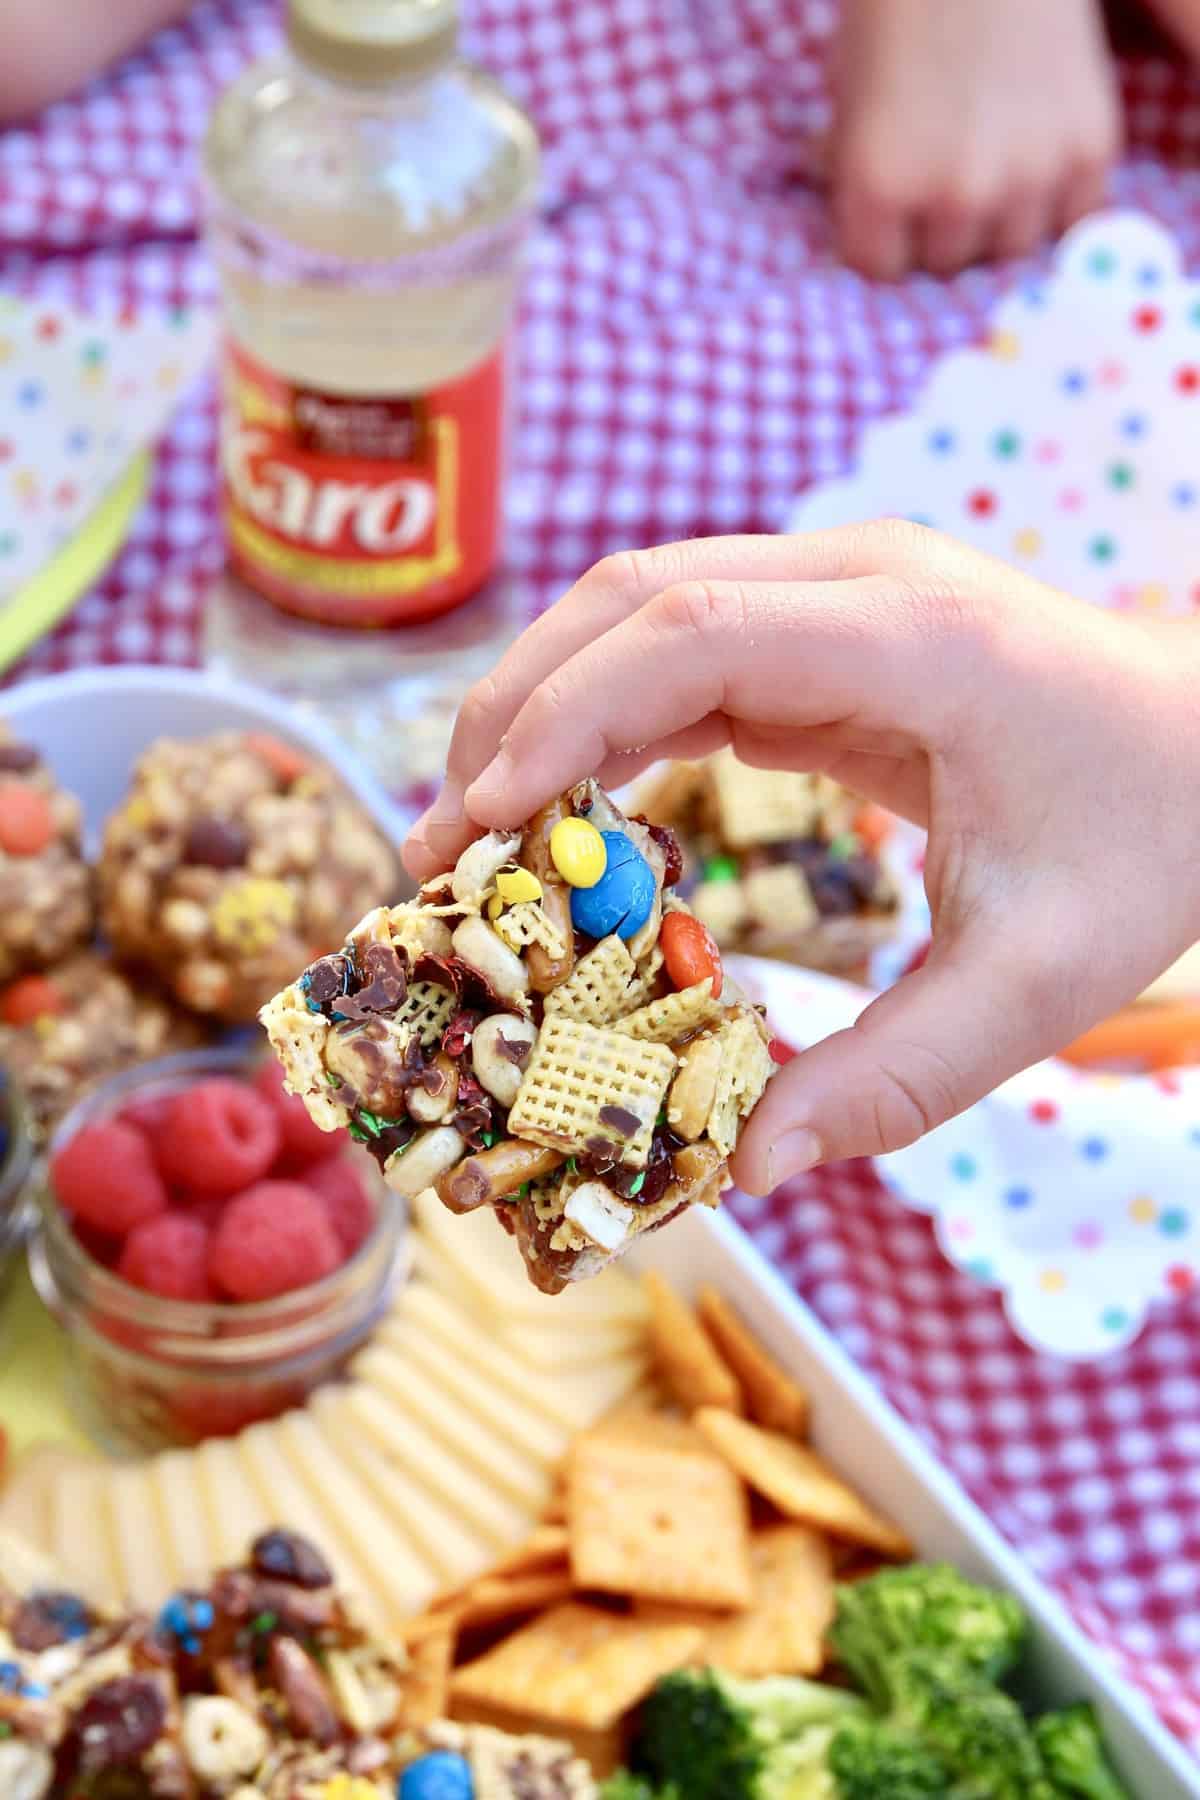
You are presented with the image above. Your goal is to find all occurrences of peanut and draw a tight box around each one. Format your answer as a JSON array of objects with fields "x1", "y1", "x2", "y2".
[{"x1": 666, "y1": 1033, "x2": 723, "y2": 1140}]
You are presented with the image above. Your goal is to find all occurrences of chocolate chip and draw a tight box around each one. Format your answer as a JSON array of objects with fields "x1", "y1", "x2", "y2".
[
  {"x1": 444, "y1": 1161, "x2": 492, "y2": 1214},
  {"x1": 305, "y1": 955, "x2": 350, "y2": 1005},
  {"x1": 73, "y1": 1676, "x2": 166, "y2": 1768},
  {"x1": 339, "y1": 941, "x2": 408, "y2": 1020},
  {"x1": 0, "y1": 742, "x2": 39, "y2": 772},
  {"x1": 584, "y1": 1135, "x2": 619, "y2": 1170},
  {"x1": 184, "y1": 815, "x2": 250, "y2": 869},
  {"x1": 250, "y1": 1528, "x2": 333, "y2": 1590},
  {"x1": 598, "y1": 1104, "x2": 641, "y2": 1137}
]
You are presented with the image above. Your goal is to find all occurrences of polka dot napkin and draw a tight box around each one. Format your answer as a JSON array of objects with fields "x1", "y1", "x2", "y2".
[
  {"x1": 786, "y1": 210, "x2": 1199, "y2": 611},
  {"x1": 735, "y1": 952, "x2": 1200, "y2": 1361},
  {"x1": 0, "y1": 297, "x2": 214, "y2": 602}
]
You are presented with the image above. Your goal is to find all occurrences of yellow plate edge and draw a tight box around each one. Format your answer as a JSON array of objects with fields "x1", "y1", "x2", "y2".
[{"x1": 0, "y1": 454, "x2": 152, "y2": 673}]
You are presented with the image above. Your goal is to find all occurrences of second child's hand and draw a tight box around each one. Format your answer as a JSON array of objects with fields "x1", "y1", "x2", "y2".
[{"x1": 406, "y1": 523, "x2": 1200, "y2": 1192}]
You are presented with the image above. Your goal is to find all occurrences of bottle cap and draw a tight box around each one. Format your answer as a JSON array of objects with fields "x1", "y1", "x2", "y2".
[{"x1": 287, "y1": 0, "x2": 458, "y2": 83}]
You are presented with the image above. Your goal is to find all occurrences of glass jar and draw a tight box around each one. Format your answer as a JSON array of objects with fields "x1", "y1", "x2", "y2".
[
  {"x1": 0, "y1": 1067, "x2": 35, "y2": 1307},
  {"x1": 28, "y1": 1047, "x2": 406, "y2": 1456},
  {"x1": 202, "y1": 0, "x2": 539, "y2": 632}
]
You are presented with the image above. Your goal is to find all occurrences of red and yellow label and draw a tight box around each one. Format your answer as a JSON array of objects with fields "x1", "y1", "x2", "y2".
[{"x1": 219, "y1": 341, "x2": 505, "y2": 627}]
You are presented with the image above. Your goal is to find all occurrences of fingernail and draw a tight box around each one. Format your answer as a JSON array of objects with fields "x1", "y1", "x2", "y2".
[
  {"x1": 466, "y1": 750, "x2": 512, "y2": 808},
  {"x1": 767, "y1": 1128, "x2": 823, "y2": 1188}
]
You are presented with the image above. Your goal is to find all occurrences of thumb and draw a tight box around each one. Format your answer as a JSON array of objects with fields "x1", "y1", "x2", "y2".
[{"x1": 732, "y1": 934, "x2": 1063, "y2": 1194}]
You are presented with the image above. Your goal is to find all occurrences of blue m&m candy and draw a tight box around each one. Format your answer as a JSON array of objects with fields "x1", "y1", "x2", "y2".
[
  {"x1": 399, "y1": 1750, "x2": 475, "y2": 1800},
  {"x1": 569, "y1": 832, "x2": 655, "y2": 940}
]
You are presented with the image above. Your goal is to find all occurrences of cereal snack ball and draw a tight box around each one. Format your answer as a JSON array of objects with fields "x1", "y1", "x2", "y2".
[
  {"x1": 0, "y1": 726, "x2": 93, "y2": 982},
  {"x1": 0, "y1": 951, "x2": 208, "y2": 1142},
  {"x1": 98, "y1": 732, "x2": 398, "y2": 1022}
]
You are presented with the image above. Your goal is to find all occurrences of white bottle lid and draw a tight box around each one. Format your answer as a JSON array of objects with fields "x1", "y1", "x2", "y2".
[{"x1": 287, "y1": 0, "x2": 458, "y2": 84}]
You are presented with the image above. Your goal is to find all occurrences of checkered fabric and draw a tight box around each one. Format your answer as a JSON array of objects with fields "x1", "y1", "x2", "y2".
[{"x1": 1, "y1": 0, "x2": 1198, "y2": 1751}]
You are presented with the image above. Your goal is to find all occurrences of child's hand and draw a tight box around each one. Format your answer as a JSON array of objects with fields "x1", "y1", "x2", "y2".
[
  {"x1": 831, "y1": 0, "x2": 1120, "y2": 277},
  {"x1": 406, "y1": 523, "x2": 1200, "y2": 1191}
]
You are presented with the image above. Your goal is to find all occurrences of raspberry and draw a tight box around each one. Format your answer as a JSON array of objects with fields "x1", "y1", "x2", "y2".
[
  {"x1": 157, "y1": 1080, "x2": 281, "y2": 1196},
  {"x1": 118, "y1": 1214, "x2": 214, "y2": 1302},
  {"x1": 306, "y1": 1156, "x2": 375, "y2": 1257},
  {"x1": 252, "y1": 1059, "x2": 337, "y2": 1168},
  {"x1": 116, "y1": 1093, "x2": 173, "y2": 1142},
  {"x1": 209, "y1": 1181, "x2": 340, "y2": 1301},
  {"x1": 175, "y1": 1191, "x2": 226, "y2": 1232},
  {"x1": 51, "y1": 1122, "x2": 168, "y2": 1236}
]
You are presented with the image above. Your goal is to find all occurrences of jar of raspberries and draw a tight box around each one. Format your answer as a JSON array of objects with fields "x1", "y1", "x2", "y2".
[{"x1": 28, "y1": 1046, "x2": 406, "y2": 1454}]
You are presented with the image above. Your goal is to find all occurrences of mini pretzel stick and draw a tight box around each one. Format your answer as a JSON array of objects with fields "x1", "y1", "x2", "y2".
[
  {"x1": 436, "y1": 1141, "x2": 566, "y2": 1213},
  {"x1": 521, "y1": 799, "x2": 575, "y2": 994}
]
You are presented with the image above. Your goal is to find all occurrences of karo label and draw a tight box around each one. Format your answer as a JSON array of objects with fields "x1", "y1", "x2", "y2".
[{"x1": 219, "y1": 341, "x2": 505, "y2": 626}]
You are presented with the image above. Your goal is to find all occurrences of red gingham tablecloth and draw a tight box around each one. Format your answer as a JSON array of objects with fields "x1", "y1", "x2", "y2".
[{"x1": 2, "y1": 0, "x2": 1198, "y2": 1754}]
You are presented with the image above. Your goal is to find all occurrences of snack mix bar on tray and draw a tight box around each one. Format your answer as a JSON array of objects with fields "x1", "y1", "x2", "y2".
[
  {"x1": 634, "y1": 752, "x2": 899, "y2": 977},
  {"x1": 263, "y1": 782, "x2": 779, "y2": 1292}
]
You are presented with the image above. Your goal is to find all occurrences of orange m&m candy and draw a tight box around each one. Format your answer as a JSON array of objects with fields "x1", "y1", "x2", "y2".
[
  {"x1": 0, "y1": 973, "x2": 65, "y2": 1026},
  {"x1": 0, "y1": 783, "x2": 54, "y2": 856},
  {"x1": 244, "y1": 732, "x2": 310, "y2": 786},
  {"x1": 660, "y1": 911, "x2": 723, "y2": 998}
]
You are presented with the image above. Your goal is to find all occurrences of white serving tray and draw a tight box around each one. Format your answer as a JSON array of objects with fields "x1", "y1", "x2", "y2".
[
  {"x1": 631, "y1": 1210, "x2": 1199, "y2": 1798},
  {"x1": 3, "y1": 668, "x2": 1194, "y2": 1794},
  {"x1": 0, "y1": 665, "x2": 409, "y2": 853}
]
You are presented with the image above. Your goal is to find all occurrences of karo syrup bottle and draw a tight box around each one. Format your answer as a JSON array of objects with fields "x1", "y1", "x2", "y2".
[{"x1": 202, "y1": 0, "x2": 538, "y2": 630}]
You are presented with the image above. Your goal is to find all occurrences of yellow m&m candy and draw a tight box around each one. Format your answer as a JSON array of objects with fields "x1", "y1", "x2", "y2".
[
  {"x1": 549, "y1": 816, "x2": 606, "y2": 888},
  {"x1": 495, "y1": 866, "x2": 543, "y2": 905}
]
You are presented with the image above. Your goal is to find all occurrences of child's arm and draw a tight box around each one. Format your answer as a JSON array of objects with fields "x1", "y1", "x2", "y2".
[
  {"x1": 0, "y1": 0, "x2": 192, "y2": 124},
  {"x1": 405, "y1": 522, "x2": 1200, "y2": 1187}
]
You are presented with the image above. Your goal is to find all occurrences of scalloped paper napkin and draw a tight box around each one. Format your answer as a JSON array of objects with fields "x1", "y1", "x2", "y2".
[
  {"x1": 731, "y1": 956, "x2": 1200, "y2": 1361},
  {"x1": 0, "y1": 296, "x2": 215, "y2": 601},
  {"x1": 785, "y1": 210, "x2": 1199, "y2": 611},
  {"x1": 769, "y1": 208, "x2": 1200, "y2": 1358}
]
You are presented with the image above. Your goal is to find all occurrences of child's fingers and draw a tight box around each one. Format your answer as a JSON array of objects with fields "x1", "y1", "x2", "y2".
[
  {"x1": 992, "y1": 184, "x2": 1055, "y2": 263},
  {"x1": 920, "y1": 201, "x2": 989, "y2": 276},
  {"x1": 462, "y1": 573, "x2": 966, "y2": 829},
  {"x1": 404, "y1": 534, "x2": 869, "y2": 878},
  {"x1": 730, "y1": 929, "x2": 1067, "y2": 1189}
]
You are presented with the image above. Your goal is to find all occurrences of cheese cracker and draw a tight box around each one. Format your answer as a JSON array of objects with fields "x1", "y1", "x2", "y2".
[
  {"x1": 694, "y1": 1409, "x2": 911, "y2": 1559},
  {"x1": 698, "y1": 1285, "x2": 810, "y2": 1437},
  {"x1": 450, "y1": 1601, "x2": 706, "y2": 1731},
  {"x1": 643, "y1": 1270, "x2": 743, "y2": 1413},
  {"x1": 567, "y1": 1419, "x2": 753, "y2": 1608}
]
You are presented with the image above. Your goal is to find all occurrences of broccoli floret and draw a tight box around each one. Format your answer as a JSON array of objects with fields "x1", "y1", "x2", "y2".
[
  {"x1": 883, "y1": 1651, "x2": 1053, "y2": 1799},
  {"x1": 830, "y1": 1564, "x2": 1027, "y2": 1707},
  {"x1": 1034, "y1": 1704, "x2": 1131, "y2": 1799},
  {"x1": 633, "y1": 1667, "x2": 866, "y2": 1800},
  {"x1": 600, "y1": 1775, "x2": 677, "y2": 1800},
  {"x1": 828, "y1": 1719, "x2": 950, "y2": 1797}
]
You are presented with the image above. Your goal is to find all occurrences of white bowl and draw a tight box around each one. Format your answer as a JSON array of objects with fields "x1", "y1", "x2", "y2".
[{"x1": 1, "y1": 665, "x2": 410, "y2": 851}]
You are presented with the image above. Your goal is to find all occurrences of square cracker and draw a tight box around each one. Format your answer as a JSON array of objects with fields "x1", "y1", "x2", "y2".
[
  {"x1": 704, "y1": 1525, "x2": 834, "y2": 1675},
  {"x1": 448, "y1": 1569, "x2": 576, "y2": 1633},
  {"x1": 633, "y1": 1525, "x2": 834, "y2": 1677},
  {"x1": 567, "y1": 1418, "x2": 753, "y2": 1608},
  {"x1": 508, "y1": 1015, "x2": 676, "y2": 1168},
  {"x1": 709, "y1": 752, "x2": 823, "y2": 849},
  {"x1": 694, "y1": 1410, "x2": 911, "y2": 1559},
  {"x1": 450, "y1": 1601, "x2": 706, "y2": 1732},
  {"x1": 543, "y1": 936, "x2": 637, "y2": 1027},
  {"x1": 698, "y1": 1286, "x2": 809, "y2": 1437},
  {"x1": 643, "y1": 1271, "x2": 742, "y2": 1414}
]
